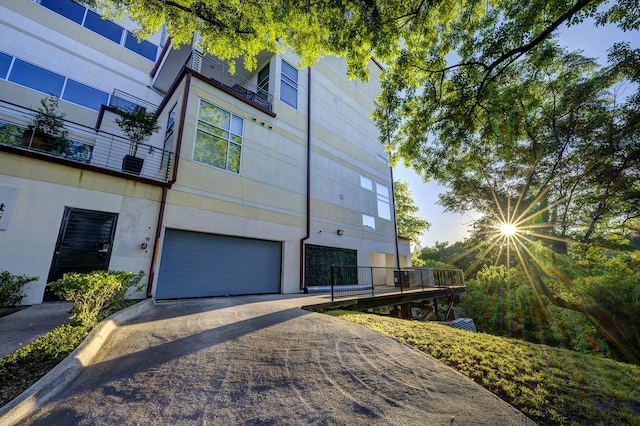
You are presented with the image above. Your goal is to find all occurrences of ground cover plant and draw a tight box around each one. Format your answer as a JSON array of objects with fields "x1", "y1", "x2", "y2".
[
  {"x1": 330, "y1": 311, "x2": 640, "y2": 426},
  {"x1": 0, "y1": 270, "x2": 143, "y2": 407}
]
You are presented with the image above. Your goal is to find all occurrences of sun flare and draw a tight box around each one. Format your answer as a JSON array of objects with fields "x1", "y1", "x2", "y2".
[{"x1": 499, "y1": 222, "x2": 518, "y2": 237}]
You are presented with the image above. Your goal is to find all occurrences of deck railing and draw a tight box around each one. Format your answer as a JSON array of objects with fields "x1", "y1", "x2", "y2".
[
  {"x1": 0, "y1": 100, "x2": 172, "y2": 182},
  {"x1": 188, "y1": 51, "x2": 273, "y2": 111},
  {"x1": 328, "y1": 266, "x2": 465, "y2": 300}
]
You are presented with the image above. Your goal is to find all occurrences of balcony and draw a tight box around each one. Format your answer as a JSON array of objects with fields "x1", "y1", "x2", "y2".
[
  {"x1": 0, "y1": 100, "x2": 172, "y2": 183},
  {"x1": 152, "y1": 45, "x2": 274, "y2": 113}
]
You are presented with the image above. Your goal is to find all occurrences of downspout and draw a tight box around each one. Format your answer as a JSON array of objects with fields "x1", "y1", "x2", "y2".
[
  {"x1": 300, "y1": 67, "x2": 312, "y2": 291},
  {"x1": 146, "y1": 71, "x2": 192, "y2": 297}
]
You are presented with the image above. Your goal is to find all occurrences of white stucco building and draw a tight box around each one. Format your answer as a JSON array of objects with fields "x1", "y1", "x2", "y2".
[{"x1": 0, "y1": 0, "x2": 410, "y2": 304}]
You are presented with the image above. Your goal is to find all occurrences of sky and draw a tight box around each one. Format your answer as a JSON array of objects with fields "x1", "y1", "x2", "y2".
[{"x1": 394, "y1": 17, "x2": 639, "y2": 248}]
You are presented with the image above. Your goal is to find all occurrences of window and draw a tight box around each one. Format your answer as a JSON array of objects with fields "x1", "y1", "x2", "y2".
[
  {"x1": 38, "y1": 0, "x2": 158, "y2": 61},
  {"x1": 362, "y1": 214, "x2": 376, "y2": 229},
  {"x1": 62, "y1": 80, "x2": 109, "y2": 110},
  {"x1": 162, "y1": 104, "x2": 177, "y2": 168},
  {"x1": 280, "y1": 60, "x2": 298, "y2": 108},
  {"x1": 194, "y1": 100, "x2": 243, "y2": 174},
  {"x1": 0, "y1": 52, "x2": 12, "y2": 79},
  {"x1": 125, "y1": 31, "x2": 158, "y2": 61},
  {"x1": 257, "y1": 63, "x2": 270, "y2": 100},
  {"x1": 8, "y1": 59, "x2": 64, "y2": 97},
  {"x1": 3, "y1": 53, "x2": 109, "y2": 111},
  {"x1": 360, "y1": 175, "x2": 373, "y2": 191},
  {"x1": 376, "y1": 153, "x2": 388, "y2": 164},
  {"x1": 84, "y1": 9, "x2": 124, "y2": 43},
  {"x1": 376, "y1": 183, "x2": 391, "y2": 220},
  {"x1": 40, "y1": 0, "x2": 85, "y2": 24}
]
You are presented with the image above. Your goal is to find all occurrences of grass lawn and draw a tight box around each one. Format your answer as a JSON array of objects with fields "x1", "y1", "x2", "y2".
[{"x1": 329, "y1": 311, "x2": 640, "y2": 426}]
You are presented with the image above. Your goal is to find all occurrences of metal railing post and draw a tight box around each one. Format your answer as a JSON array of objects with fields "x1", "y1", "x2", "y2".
[
  {"x1": 331, "y1": 264, "x2": 335, "y2": 301},
  {"x1": 370, "y1": 266, "x2": 374, "y2": 297}
]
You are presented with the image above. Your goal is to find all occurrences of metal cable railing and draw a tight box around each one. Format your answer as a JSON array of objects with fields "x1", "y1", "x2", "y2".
[
  {"x1": 188, "y1": 51, "x2": 273, "y2": 111},
  {"x1": 0, "y1": 100, "x2": 172, "y2": 182},
  {"x1": 328, "y1": 266, "x2": 465, "y2": 300}
]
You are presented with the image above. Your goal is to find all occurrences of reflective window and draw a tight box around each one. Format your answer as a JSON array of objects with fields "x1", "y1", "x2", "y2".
[
  {"x1": 194, "y1": 100, "x2": 243, "y2": 174},
  {"x1": 376, "y1": 183, "x2": 391, "y2": 220},
  {"x1": 360, "y1": 175, "x2": 373, "y2": 191},
  {"x1": 8, "y1": 59, "x2": 64, "y2": 97},
  {"x1": 362, "y1": 214, "x2": 376, "y2": 229},
  {"x1": 0, "y1": 52, "x2": 12, "y2": 79},
  {"x1": 84, "y1": 9, "x2": 123, "y2": 43},
  {"x1": 280, "y1": 60, "x2": 298, "y2": 108},
  {"x1": 124, "y1": 32, "x2": 158, "y2": 61},
  {"x1": 63, "y1": 80, "x2": 109, "y2": 111},
  {"x1": 40, "y1": 0, "x2": 85, "y2": 24}
]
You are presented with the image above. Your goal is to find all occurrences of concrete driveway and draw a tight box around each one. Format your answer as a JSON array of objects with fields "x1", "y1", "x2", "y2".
[{"x1": 9, "y1": 295, "x2": 534, "y2": 425}]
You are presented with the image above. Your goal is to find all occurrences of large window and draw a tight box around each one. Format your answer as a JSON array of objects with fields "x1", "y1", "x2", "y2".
[
  {"x1": 194, "y1": 100, "x2": 243, "y2": 174},
  {"x1": 9, "y1": 59, "x2": 65, "y2": 97},
  {"x1": 39, "y1": 0, "x2": 157, "y2": 61},
  {"x1": 376, "y1": 183, "x2": 391, "y2": 220},
  {"x1": 63, "y1": 80, "x2": 110, "y2": 110},
  {"x1": 257, "y1": 63, "x2": 270, "y2": 99},
  {"x1": 0, "y1": 52, "x2": 13, "y2": 79},
  {"x1": 280, "y1": 60, "x2": 298, "y2": 108},
  {"x1": 1, "y1": 53, "x2": 109, "y2": 111}
]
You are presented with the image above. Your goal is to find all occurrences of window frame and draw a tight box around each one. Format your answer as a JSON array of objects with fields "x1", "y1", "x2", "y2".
[
  {"x1": 193, "y1": 99, "x2": 244, "y2": 174},
  {"x1": 376, "y1": 183, "x2": 391, "y2": 220},
  {"x1": 362, "y1": 214, "x2": 376, "y2": 229},
  {"x1": 280, "y1": 60, "x2": 298, "y2": 109}
]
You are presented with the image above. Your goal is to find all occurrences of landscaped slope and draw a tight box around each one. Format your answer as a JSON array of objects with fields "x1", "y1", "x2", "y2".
[{"x1": 330, "y1": 311, "x2": 640, "y2": 426}]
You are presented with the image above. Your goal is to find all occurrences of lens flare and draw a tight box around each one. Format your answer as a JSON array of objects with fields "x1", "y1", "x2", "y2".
[{"x1": 499, "y1": 222, "x2": 517, "y2": 237}]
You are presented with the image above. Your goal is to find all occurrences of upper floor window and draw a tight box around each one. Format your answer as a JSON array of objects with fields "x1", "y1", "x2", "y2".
[
  {"x1": 38, "y1": 0, "x2": 158, "y2": 61},
  {"x1": 280, "y1": 60, "x2": 298, "y2": 109},
  {"x1": 362, "y1": 214, "x2": 376, "y2": 229},
  {"x1": 2, "y1": 53, "x2": 109, "y2": 111},
  {"x1": 194, "y1": 100, "x2": 243, "y2": 174},
  {"x1": 376, "y1": 183, "x2": 391, "y2": 220},
  {"x1": 360, "y1": 175, "x2": 373, "y2": 191},
  {"x1": 0, "y1": 52, "x2": 11, "y2": 79}
]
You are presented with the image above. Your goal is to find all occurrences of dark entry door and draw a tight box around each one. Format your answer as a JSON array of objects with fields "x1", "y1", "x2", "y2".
[{"x1": 45, "y1": 207, "x2": 118, "y2": 301}]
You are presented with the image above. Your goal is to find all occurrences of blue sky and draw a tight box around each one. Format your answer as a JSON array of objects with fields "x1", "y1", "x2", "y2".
[{"x1": 395, "y1": 18, "x2": 639, "y2": 247}]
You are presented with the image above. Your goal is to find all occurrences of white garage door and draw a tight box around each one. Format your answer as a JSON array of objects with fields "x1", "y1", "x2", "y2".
[{"x1": 156, "y1": 229, "x2": 282, "y2": 299}]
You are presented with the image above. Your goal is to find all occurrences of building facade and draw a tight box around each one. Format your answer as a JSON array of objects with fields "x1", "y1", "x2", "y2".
[{"x1": 0, "y1": 0, "x2": 410, "y2": 304}]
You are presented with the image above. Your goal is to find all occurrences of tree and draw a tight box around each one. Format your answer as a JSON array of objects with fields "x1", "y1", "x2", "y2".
[
  {"x1": 79, "y1": 0, "x2": 636, "y2": 81},
  {"x1": 393, "y1": 180, "x2": 430, "y2": 243}
]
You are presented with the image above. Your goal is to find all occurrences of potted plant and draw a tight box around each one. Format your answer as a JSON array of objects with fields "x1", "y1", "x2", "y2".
[
  {"x1": 115, "y1": 107, "x2": 159, "y2": 175},
  {"x1": 22, "y1": 96, "x2": 69, "y2": 154}
]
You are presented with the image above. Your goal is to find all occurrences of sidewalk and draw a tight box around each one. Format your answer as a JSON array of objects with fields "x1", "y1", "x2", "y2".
[{"x1": 0, "y1": 302, "x2": 73, "y2": 359}]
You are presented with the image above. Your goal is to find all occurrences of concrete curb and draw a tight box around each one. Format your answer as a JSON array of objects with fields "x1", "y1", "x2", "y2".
[{"x1": 0, "y1": 298, "x2": 154, "y2": 425}]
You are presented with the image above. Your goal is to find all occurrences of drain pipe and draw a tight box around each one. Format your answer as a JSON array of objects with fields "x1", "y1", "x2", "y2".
[
  {"x1": 299, "y1": 67, "x2": 312, "y2": 291},
  {"x1": 146, "y1": 72, "x2": 192, "y2": 297}
]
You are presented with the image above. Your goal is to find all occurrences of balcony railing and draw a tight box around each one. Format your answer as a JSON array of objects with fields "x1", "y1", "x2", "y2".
[
  {"x1": 328, "y1": 266, "x2": 465, "y2": 300},
  {"x1": 0, "y1": 100, "x2": 172, "y2": 183},
  {"x1": 188, "y1": 51, "x2": 273, "y2": 112}
]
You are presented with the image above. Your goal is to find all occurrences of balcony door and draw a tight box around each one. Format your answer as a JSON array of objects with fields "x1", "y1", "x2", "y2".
[{"x1": 44, "y1": 207, "x2": 118, "y2": 301}]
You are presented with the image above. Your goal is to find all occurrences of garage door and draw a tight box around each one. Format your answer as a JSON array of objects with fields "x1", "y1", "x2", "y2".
[{"x1": 156, "y1": 229, "x2": 282, "y2": 299}]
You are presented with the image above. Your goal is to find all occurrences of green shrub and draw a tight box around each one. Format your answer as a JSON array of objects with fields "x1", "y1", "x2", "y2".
[
  {"x1": 0, "y1": 271, "x2": 38, "y2": 307},
  {"x1": 49, "y1": 270, "x2": 144, "y2": 327}
]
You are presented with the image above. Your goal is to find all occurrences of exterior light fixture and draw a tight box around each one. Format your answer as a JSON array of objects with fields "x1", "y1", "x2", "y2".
[{"x1": 337, "y1": 229, "x2": 344, "y2": 235}]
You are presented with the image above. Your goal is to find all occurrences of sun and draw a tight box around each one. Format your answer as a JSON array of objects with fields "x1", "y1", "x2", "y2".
[{"x1": 499, "y1": 222, "x2": 518, "y2": 237}]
